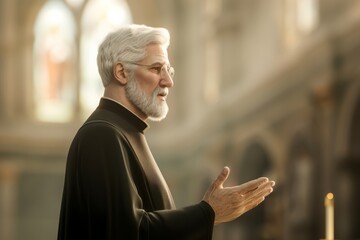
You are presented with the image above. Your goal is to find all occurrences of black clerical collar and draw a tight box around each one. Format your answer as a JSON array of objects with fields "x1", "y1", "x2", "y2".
[{"x1": 98, "y1": 97, "x2": 149, "y2": 132}]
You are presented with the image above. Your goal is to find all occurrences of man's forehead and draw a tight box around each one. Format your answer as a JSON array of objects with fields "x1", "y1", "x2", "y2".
[{"x1": 143, "y1": 44, "x2": 169, "y2": 63}]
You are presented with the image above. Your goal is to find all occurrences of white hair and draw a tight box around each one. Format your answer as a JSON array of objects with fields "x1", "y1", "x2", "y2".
[{"x1": 97, "y1": 24, "x2": 170, "y2": 86}]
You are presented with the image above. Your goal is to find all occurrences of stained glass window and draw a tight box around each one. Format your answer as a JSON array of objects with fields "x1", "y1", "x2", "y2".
[
  {"x1": 33, "y1": 0, "x2": 77, "y2": 122},
  {"x1": 33, "y1": 0, "x2": 132, "y2": 122}
]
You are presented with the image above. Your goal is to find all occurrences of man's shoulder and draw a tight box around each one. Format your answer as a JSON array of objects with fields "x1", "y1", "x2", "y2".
[
  {"x1": 78, "y1": 119, "x2": 126, "y2": 138},
  {"x1": 68, "y1": 120, "x2": 130, "y2": 155}
]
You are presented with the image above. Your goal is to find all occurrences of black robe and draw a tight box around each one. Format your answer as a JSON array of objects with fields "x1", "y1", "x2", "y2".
[{"x1": 58, "y1": 98, "x2": 215, "y2": 239}]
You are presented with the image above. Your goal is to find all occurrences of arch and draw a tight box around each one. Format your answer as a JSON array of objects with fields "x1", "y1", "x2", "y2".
[
  {"x1": 230, "y1": 127, "x2": 283, "y2": 173},
  {"x1": 238, "y1": 142, "x2": 272, "y2": 182},
  {"x1": 284, "y1": 133, "x2": 319, "y2": 240},
  {"x1": 228, "y1": 141, "x2": 274, "y2": 240}
]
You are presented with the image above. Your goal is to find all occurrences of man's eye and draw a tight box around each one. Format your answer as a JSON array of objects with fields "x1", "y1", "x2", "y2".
[{"x1": 151, "y1": 66, "x2": 162, "y2": 73}]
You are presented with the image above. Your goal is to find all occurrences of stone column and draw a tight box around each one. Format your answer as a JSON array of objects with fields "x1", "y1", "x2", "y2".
[
  {"x1": 0, "y1": 163, "x2": 18, "y2": 240},
  {"x1": 0, "y1": 0, "x2": 17, "y2": 121},
  {"x1": 312, "y1": 80, "x2": 336, "y2": 194}
]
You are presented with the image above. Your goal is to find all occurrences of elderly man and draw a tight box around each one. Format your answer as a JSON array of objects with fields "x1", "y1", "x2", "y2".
[{"x1": 58, "y1": 24, "x2": 275, "y2": 240}]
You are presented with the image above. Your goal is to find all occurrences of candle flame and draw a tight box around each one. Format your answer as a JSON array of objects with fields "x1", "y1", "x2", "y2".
[{"x1": 326, "y1": 193, "x2": 334, "y2": 200}]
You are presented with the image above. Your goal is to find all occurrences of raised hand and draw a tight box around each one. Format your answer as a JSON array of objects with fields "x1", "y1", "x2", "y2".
[{"x1": 203, "y1": 166, "x2": 275, "y2": 225}]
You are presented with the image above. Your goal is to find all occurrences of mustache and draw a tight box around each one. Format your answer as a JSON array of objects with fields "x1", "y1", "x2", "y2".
[{"x1": 153, "y1": 87, "x2": 169, "y2": 97}]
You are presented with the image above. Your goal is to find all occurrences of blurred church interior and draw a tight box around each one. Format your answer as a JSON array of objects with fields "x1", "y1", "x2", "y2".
[{"x1": 0, "y1": 0, "x2": 359, "y2": 239}]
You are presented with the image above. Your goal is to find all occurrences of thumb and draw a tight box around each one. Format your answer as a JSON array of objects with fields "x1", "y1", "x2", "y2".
[
  {"x1": 203, "y1": 167, "x2": 230, "y2": 201},
  {"x1": 214, "y1": 166, "x2": 230, "y2": 189}
]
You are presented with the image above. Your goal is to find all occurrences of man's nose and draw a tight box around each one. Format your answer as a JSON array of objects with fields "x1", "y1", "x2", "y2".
[{"x1": 160, "y1": 72, "x2": 174, "y2": 88}]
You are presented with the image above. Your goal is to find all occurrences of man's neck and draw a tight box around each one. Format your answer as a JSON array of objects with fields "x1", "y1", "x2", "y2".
[{"x1": 103, "y1": 85, "x2": 147, "y2": 121}]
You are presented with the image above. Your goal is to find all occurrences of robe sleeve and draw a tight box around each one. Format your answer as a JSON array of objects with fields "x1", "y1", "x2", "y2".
[
  {"x1": 141, "y1": 201, "x2": 215, "y2": 239},
  {"x1": 59, "y1": 123, "x2": 214, "y2": 240}
]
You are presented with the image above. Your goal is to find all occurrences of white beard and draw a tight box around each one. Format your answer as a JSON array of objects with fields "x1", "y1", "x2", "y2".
[{"x1": 125, "y1": 74, "x2": 169, "y2": 121}]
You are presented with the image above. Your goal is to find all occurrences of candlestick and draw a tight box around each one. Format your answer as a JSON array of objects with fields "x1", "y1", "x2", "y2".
[{"x1": 325, "y1": 192, "x2": 334, "y2": 240}]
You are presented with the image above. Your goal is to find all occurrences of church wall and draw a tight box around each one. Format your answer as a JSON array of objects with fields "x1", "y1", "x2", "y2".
[
  {"x1": 151, "y1": 1, "x2": 360, "y2": 239},
  {"x1": 1, "y1": 0, "x2": 360, "y2": 239}
]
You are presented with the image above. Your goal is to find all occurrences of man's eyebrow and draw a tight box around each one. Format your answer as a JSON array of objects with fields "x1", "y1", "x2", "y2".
[
  {"x1": 147, "y1": 60, "x2": 170, "y2": 66},
  {"x1": 149, "y1": 61, "x2": 166, "y2": 66},
  {"x1": 150, "y1": 62, "x2": 163, "y2": 66}
]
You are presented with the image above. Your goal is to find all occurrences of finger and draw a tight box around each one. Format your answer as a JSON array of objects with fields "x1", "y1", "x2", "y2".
[
  {"x1": 244, "y1": 177, "x2": 269, "y2": 192},
  {"x1": 214, "y1": 166, "x2": 230, "y2": 189},
  {"x1": 256, "y1": 181, "x2": 275, "y2": 194},
  {"x1": 241, "y1": 184, "x2": 273, "y2": 205},
  {"x1": 231, "y1": 180, "x2": 273, "y2": 203},
  {"x1": 205, "y1": 167, "x2": 230, "y2": 196},
  {"x1": 270, "y1": 180, "x2": 276, "y2": 187},
  {"x1": 230, "y1": 177, "x2": 269, "y2": 194}
]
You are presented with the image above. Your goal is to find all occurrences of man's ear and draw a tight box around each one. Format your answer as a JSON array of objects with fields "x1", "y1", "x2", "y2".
[{"x1": 113, "y1": 63, "x2": 128, "y2": 85}]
